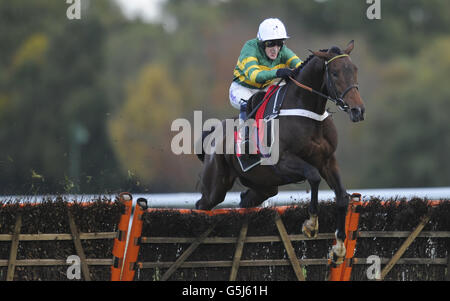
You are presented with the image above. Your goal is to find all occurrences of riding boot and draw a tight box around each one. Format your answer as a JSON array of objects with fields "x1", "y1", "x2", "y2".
[
  {"x1": 237, "y1": 101, "x2": 249, "y2": 155},
  {"x1": 236, "y1": 101, "x2": 261, "y2": 172}
]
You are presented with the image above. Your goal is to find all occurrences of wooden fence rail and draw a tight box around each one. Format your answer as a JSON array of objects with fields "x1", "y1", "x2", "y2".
[
  {"x1": 0, "y1": 209, "x2": 115, "y2": 281},
  {"x1": 139, "y1": 231, "x2": 450, "y2": 244},
  {"x1": 0, "y1": 259, "x2": 113, "y2": 267},
  {"x1": 137, "y1": 231, "x2": 450, "y2": 280},
  {"x1": 2, "y1": 232, "x2": 449, "y2": 244},
  {"x1": 2, "y1": 231, "x2": 449, "y2": 280},
  {"x1": 0, "y1": 232, "x2": 116, "y2": 241},
  {"x1": 4, "y1": 230, "x2": 447, "y2": 243},
  {"x1": 138, "y1": 258, "x2": 448, "y2": 269}
]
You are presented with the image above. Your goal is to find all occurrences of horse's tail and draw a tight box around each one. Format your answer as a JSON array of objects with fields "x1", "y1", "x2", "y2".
[{"x1": 196, "y1": 127, "x2": 215, "y2": 162}]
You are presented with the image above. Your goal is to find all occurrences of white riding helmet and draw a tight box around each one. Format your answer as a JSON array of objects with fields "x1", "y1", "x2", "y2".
[{"x1": 257, "y1": 18, "x2": 289, "y2": 41}]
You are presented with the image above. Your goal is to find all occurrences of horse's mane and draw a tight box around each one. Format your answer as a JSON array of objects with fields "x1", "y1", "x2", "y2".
[{"x1": 292, "y1": 46, "x2": 343, "y2": 77}]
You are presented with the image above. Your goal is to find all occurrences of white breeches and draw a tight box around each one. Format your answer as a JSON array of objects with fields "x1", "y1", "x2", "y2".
[
  {"x1": 229, "y1": 81, "x2": 286, "y2": 109},
  {"x1": 229, "y1": 82, "x2": 266, "y2": 109}
]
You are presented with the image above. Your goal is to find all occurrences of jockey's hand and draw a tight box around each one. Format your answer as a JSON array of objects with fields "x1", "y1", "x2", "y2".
[{"x1": 276, "y1": 68, "x2": 294, "y2": 79}]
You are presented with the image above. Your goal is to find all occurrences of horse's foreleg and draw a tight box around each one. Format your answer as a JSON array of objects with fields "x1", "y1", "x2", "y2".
[
  {"x1": 319, "y1": 155, "x2": 349, "y2": 263},
  {"x1": 196, "y1": 154, "x2": 236, "y2": 210},
  {"x1": 239, "y1": 186, "x2": 278, "y2": 208}
]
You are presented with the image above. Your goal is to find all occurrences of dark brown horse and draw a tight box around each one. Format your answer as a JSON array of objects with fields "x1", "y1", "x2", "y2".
[{"x1": 195, "y1": 41, "x2": 365, "y2": 263}]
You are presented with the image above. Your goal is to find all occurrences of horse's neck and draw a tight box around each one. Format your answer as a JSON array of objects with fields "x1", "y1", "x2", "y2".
[{"x1": 288, "y1": 57, "x2": 327, "y2": 114}]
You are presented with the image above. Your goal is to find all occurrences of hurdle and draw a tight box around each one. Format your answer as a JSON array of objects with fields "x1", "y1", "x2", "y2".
[
  {"x1": 110, "y1": 192, "x2": 363, "y2": 281},
  {"x1": 1, "y1": 195, "x2": 447, "y2": 280}
]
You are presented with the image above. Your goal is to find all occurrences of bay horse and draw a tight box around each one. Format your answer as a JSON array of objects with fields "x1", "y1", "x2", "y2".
[{"x1": 195, "y1": 41, "x2": 365, "y2": 263}]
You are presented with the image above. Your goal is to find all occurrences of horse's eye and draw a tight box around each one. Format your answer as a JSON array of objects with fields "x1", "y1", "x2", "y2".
[{"x1": 332, "y1": 71, "x2": 338, "y2": 77}]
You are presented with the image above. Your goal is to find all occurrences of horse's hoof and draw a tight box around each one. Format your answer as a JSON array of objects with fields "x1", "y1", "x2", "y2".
[
  {"x1": 302, "y1": 215, "x2": 318, "y2": 238},
  {"x1": 302, "y1": 225, "x2": 317, "y2": 238},
  {"x1": 329, "y1": 245, "x2": 346, "y2": 266},
  {"x1": 330, "y1": 251, "x2": 345, "y2": 266}
]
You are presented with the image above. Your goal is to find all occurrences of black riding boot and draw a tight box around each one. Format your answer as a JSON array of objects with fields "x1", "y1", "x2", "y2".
[
  {"x1": 236, "y1": 101, "x2": 261, "y2": 172},
  {"x1": 238, "y1": 101, "x2": 249, "y2": 154}
]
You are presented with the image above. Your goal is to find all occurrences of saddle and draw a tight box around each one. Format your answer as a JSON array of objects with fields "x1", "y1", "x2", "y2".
[{"x1": 235, "y1": 84, "x2": 288, "y2": 172}]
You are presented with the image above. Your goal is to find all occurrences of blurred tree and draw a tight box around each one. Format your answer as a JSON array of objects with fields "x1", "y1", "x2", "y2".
[
  {"x1": 103, "y1": 22, "x2": 167, "y2": 111},
  {"x1": 0, "y1": 0, "x2": 66, "y2": 71},
  {"x1": 360, "y1": 37, "x2": 450, "y2": 187},
  {"x1": 0, "y1": 1, "x2": 126, "y2": 194},
  {"x1": 108, "y1": 63, "x2": 200, "y2": 192},
  {"x1": 222, "y1": 0, "x2": 450, "y2": 58},
  {"x1": 2, "y1": 0, "x2": 450, "y2": 194}
]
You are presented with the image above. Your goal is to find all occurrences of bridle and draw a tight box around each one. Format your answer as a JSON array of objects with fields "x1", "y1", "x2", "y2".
[
  {"x1": 325, "y1": 54, "x2": 359, "y2": 111},
  {"x1": 289, "y1": 53, "x2": 359, "y2": 112}
]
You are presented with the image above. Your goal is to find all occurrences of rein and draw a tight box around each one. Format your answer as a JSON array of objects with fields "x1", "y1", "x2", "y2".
[{"x1": 288, "y1": 54, "x2": 359, "y2": 112}]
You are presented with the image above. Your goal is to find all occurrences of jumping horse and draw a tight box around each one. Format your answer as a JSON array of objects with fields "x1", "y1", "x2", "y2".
[{"x1": 195, "y1": 41, "x2": 365, "y2": 263}]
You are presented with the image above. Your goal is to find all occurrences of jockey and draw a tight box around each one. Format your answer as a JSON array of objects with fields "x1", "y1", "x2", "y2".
[{"x1": 230, "y1": 18, "x2": 303, "y2": 154}]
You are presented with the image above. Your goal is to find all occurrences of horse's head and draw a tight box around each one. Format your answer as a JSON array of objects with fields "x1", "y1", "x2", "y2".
[{"x1": 312, "y1": 41, "x2": 365, "y2": 122}]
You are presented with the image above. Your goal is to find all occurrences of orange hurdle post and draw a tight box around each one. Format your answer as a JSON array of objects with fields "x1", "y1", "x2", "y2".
[
  {"x1": 111, "y1": 192, "x2": 133, "y2": 281},
  {"x1": 120, "y1": 198, "x2": 146, "y2": 281},
  {"x1": 328, "y1": 193, "x2": 362, "y2": 281}
]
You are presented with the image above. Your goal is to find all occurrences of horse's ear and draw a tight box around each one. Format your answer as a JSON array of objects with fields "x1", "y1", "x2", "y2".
[
  {"x1": 312, "y1": 50, "x2": 334, "y2": 61},
  {"x1": 344, "y1": 40, "x2": 354, "y2": 54}
]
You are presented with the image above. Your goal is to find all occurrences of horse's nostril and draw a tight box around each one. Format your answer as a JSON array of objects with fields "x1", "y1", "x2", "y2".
[
  {"x1": 350, "y1": 107, "x2": 364, "y2": 122},
  {"x1": 351, "y1": 108, "x2": 361, "y2": 115}
]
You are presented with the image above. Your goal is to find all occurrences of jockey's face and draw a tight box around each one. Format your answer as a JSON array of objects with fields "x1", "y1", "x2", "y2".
[
  {"x1": 264, "y1": 40, "x2": 284, "y2": 60},
  {"x1": 265, "y1": 45, "x2": 281, "y2": 60}
]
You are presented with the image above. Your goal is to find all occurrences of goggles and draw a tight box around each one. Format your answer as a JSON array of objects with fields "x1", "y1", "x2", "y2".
[{"x1": 264, "y1": 39, "x2": 285, "y2": 48}]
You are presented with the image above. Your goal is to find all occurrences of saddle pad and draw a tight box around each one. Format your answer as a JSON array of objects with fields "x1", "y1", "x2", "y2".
[
  {"x1": 254, "y1": 84, "x2": 286, "y2": 156},
  {"x1": 255, "y1": 84, "x2": 287, "y2": 121}
]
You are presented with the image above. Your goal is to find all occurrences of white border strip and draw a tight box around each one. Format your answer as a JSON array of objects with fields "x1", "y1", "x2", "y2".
[{"x1": 2, "y1": 187, "x2": 449, "y2": 209}]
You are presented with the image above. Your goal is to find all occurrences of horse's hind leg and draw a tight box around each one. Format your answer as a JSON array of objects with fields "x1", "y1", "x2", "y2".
[
  {"x1": 196, "y1": 154, "x2": 236, "y2": 210},
  {"x1": 240, "y1": 186, "x2": 278, "y2": 208},
  {"x1": 302, "y1": 165, "x2": 321, "y2": 238}
]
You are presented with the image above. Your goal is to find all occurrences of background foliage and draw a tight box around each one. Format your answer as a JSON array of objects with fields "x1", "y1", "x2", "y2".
[{"x1": 0, "y1": 0, "x2": 449, "y2": 194}]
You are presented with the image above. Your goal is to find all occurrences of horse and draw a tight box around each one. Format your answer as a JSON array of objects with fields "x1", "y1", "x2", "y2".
[{"x1": 195, "y1": 41, "x2": 365, "y2": 263}]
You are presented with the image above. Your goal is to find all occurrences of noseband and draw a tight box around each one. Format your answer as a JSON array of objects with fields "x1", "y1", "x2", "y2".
[{"x1": 324, "y1": 54, "x2": 359, "y2": 112}]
